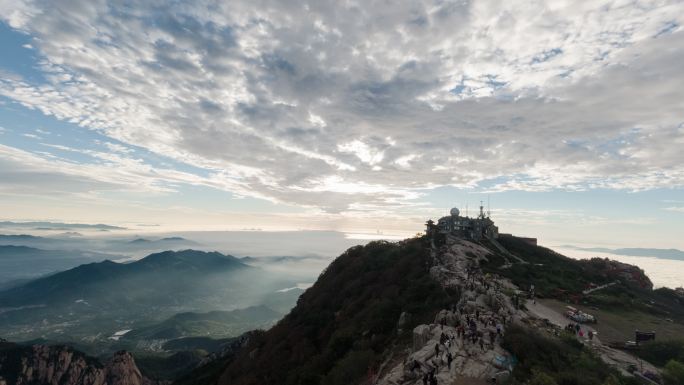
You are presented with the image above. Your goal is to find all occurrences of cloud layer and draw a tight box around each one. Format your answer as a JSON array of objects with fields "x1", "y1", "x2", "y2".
[{"x1": 1, "y1": 0, "x2": 683, "y2": 212}]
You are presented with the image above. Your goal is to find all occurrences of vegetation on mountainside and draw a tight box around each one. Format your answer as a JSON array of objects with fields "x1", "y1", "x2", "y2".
[
  {"x1": 135, "y1": 350, "x2": 208, "y2": 381},
  {"x1": 178, "y1": 237, "x2": 453, "y2": 385},
  {"x1": 492, "y1": 235, "x2": 625, "y2": 296},
  {"x1": 123, "y1": 306, "x2": 281, "y2": 341},
  {"x1": 486, "y1": 236, "x2": 684, "y2": 325},
  {"x1": 490, "y1": 235, "x2": 684, "y2": 378},
  {"x1": 503, "y1": 324, "x2": 638, "y2": 385}
]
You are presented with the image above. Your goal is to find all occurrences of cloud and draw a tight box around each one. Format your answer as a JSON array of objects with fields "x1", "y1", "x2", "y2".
[
  {"x1": 0, "y1": 143, "x2": 244, "y2": 198},
  {"x1": 665, "y1": 206, "x2": 684, "y2": 213},
  {"x1": 0, "y1": 0, "x2": 683, "y2": 213}
]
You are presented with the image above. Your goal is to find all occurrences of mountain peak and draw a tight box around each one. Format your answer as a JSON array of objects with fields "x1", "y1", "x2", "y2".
[{"x1": 136, "y1": 249, "x2": 246, "y2": 270}]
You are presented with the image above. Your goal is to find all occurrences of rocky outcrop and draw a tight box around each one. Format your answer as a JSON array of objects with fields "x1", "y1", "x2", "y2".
[{"x1": 0, "y1": 342, "x2": 164, "y2": 385}]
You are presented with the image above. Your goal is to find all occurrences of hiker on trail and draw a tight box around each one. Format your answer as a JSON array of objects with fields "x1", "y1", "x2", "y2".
[
  {"x1": 476, "y1": 309, "x2": 480, "y2": 319},
  {"x1": 447, "y1": 351, "x2": 453, "y2": 369},
  {"x1": 578, "y1": 329, "x2": 584, "y2": 338},
  {"x1": 479, "y1": 337, "x2": 485, "y2": 351},
  {"x1": 588, "y1": 330, "x2": 594, "y2": 341},
  {"x1": 496, "y1": 322, "x2": 503, "y2": 337},
  {"x1": 575, "y1": 323, "x2": 581, "y2": 334}
]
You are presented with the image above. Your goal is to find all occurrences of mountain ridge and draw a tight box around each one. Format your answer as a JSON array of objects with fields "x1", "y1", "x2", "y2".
[{"x1": 175, "y1": 234, "x2": 684, "y2": 385}]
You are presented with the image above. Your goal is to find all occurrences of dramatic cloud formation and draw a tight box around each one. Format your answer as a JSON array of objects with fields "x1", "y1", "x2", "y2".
[{"x1": 0, "y1": 0, "x2": 683, "y2": 214}]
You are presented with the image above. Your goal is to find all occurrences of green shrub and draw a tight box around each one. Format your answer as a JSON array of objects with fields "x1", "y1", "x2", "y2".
[
  {"x1": 322, "y1": 349, "x2": 374, "y2": 385},
  {"x1": 663, "y1": 360, "x2": 684, "y2": 385},
  {"x1": 635, "y1": 340, "x2": 684, "y2": 367}
]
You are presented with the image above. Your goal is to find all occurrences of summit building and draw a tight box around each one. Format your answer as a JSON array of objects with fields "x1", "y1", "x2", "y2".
[{"x1": 426, "y1": 203, "x2": 499, "y2": 241}]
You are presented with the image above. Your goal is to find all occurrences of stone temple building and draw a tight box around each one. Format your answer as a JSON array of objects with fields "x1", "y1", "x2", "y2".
[{"x1": 426, "y1": 203, "x2": 498, "y2": 241}]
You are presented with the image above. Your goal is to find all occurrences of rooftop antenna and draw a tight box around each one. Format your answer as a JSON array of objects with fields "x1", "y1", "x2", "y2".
[
  {"x1": 479, "y1": 200, "x2": 484, "y2": 219},
  {"x1": 487, "y1": 195, "x2": 491, "y2": 218}
]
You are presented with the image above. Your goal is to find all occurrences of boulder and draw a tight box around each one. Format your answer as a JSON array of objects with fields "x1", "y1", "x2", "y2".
[{"x1": 413, "y1": 325, "x2": 431, "y2": 351}]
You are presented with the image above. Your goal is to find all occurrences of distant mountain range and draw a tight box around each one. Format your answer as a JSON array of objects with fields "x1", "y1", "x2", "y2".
[
  {"x1": 560, "y1": 245, "x2": 684, "y2": 261},
  {"x1": 120, "y1": 237, "x2": 200, "y2": 250},
  {"x1": 0, "y1": 233, "x2": 202, "y2": 257},
  {"x1": 0, "y1": 249, "x2": 300, "y2": 344}
]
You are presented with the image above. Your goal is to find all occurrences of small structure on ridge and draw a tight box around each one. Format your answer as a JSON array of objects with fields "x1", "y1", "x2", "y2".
[{"x1": 426, "y1": 202, "x2": 498, "y2": 241}]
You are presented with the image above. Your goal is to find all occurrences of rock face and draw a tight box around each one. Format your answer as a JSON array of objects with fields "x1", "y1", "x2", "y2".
[{"x1": 0, "y1": 342, "x2": 162, "y2": 385}]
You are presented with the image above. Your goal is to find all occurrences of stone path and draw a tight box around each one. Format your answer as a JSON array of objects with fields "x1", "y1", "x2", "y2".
[{"x1": 378, "y1": 236, "x2": 519, "y2": 385}]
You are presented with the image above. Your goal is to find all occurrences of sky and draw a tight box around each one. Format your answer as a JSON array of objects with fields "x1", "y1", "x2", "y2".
[{"x1": 0, "y1": 0, "x2": 683, "y2": 249}]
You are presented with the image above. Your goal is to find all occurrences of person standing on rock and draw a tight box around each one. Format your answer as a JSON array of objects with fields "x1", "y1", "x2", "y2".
[{"x1": 447, "y1": 351, "x2": 453, "y2": 369}]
